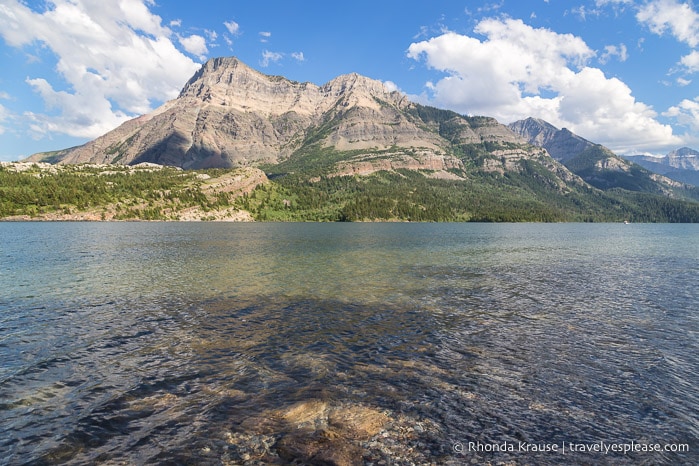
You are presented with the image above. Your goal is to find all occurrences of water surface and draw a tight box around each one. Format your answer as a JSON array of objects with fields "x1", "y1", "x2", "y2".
[{"x1": 0, "y1": 222, "x2": 697, "y2": 464}]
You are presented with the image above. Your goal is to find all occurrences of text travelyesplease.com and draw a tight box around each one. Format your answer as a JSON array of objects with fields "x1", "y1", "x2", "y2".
[{"x1": 453, "y1": 441, "x2": 689, "y2": 455}]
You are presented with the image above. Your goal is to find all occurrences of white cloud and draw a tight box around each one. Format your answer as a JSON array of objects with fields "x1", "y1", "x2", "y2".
[
  {"x1": 25, "y1": 77, "x2": 130, "y2": 138},
  {"x1": 407, "y1": 18, "x2": 681, "y2": 153},
  {"x1": 599, "y1": 43, "x2": 628, "y2": 63},
  {"x1": 0, "y1": 0, "x2": 201, "y2": 139},
  {"x1": 664, "y1": 97, "x2": 699, "y2": 132},
  {"x1": 383, "y1": 81, "x2": 400, "y2": 93},
  {"x1": 570, "y1": 5, "x2": 601, "y2": 21},
  {"x1": 0, "y1": 103, "x2": 9, "y2": 135},
  {"x1": 224, "y1": 20, "x2": 240, "y2": 36},
  {"x1": 636, "y1": 0, "x2": 699, "y2": 48},
  {"x1": 681, "y1": 50, "x2": 699, "y2": 72},
  {"x1": 260, "y1": 50, "x2": 283, "y2": 67},
  {"x1": 291, "y1": 51, "x2": 305, "y2": 62},
  {"x1": 259, "y1": 31, "x2": 271, "y2": 43},
  {"x1": 179, "y1": 34, "x2": 208, "y2": 59}
]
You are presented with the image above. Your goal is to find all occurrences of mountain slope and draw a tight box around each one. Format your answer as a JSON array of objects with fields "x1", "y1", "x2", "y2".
[
  {"x1": 22, "y1": 57, "x2": 699, "y2": 222},
  {"x1": 28, "y1": 57, "x2": 450, "y2": 170},
  {"x1": 509, "y1": 117, "x2": 698, "y2": 200},
  {"x1": 622, "y1": 147, "x2": 699, "y2": 186},
  {"x1": 507, "y1": 117, "x2": 593, "y2": 162},
  {"x1": 28, "y1": 57, "x2": 566, "y2": 179}
]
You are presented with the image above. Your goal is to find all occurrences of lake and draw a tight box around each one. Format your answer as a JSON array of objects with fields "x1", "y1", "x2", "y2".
[{"x1": 0, "y1": 222, "x2": 697, "y2": 465}]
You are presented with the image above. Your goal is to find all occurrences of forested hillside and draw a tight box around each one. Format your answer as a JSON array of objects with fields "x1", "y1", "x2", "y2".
[{"x1": 3, "y1": 163, "x2": 699, "y2": 222}]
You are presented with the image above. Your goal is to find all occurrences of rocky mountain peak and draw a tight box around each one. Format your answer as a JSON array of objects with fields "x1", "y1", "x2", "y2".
[
  {"x1": 507, "y1": 117, "x2": 558, "y2": 145},
  {"x1": 320, "y1": 72, "x2": 407, "y2": 112},
  {"x1": 666, "y1": 147, "x2": 699, "y2": 170},
  {"x1": 178, "y1": 56, "x2": 325, "y2": 118},
  {"x1": 508, "y1": 118, "x2": 593, "y2": 161},
  {"x1": 179, "y1": 57, "x2": 255, "y2": 97},
  {"x1": 668, "y1": 147, "x2": 698, "y2": 158},
  {"x1": 24, "y1": 57, "x2": 561, "y2": 175}
]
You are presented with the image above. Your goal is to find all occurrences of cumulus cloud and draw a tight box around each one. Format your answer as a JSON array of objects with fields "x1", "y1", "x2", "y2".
[
  {"x1": 383, "y1": 81, "x2": 401, "y2": 93},
  {"x1": 681, "y1": 50, "x2": 699, "y2": 72},
  {"x1": 0, "y1": 0, "x2": 201, "y2": 139},
  {"x1": 617, "y1": 1, "x2": 699, "y2": 76},
  {"x1": 636, "y1": 0, "x2": 699, "y2": 48},
  {"x1": 633, "y1": 0, "x2": 699, "y2": 135},
  {"x1": 179, "y1": 34, "x2": 208, "y2": 59},
  {"x1": 407, "y1": 17, "x2": 680, "y2": 153},
  {"x1": 664, "y1": 99, "x2": 699, "y2": 148}
]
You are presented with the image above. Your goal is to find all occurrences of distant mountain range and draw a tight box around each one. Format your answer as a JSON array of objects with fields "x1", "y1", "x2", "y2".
[
  {"x1": 621, "y1": 148, "x2": 699, "y2": 186},
  {"x1": 506, "y1": 117, "x2": 699, "y2": 187},
  {"x1": 507, "y1": 117, "x2": 696, "y2": 194},
  {"x1": 23, "y1": 57, "x2": 699, "y2": 222}
]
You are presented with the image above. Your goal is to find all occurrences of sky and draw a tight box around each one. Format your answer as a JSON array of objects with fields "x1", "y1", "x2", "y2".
[{"x1": 0, "y1": 0, "x2": 698, "y2": 162}]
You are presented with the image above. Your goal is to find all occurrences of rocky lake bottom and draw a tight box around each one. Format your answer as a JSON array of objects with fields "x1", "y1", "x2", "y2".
[{"x1": 1, "y1": 222, "x2": 697, "y2": 465}]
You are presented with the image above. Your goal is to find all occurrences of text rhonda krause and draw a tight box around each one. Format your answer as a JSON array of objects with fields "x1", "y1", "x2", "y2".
[{"x1": 454, "y1": 441, "x2": 690, "y2": 455}]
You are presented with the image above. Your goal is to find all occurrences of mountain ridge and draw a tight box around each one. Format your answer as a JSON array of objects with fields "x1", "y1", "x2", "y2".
[
  {"x1": 621, "y1": 147, "x2": 699, "y2": 186},
  {"x1": 28, "y1": 56, "x2": 566, "y2": 184},
  {"x1": 507, "y1": 117, "x2": 594, "y2": 162},
  {"x1": 508, "y1": 117, "x2": 695, "y2": 196},
  {"x1": 28, "y1": 57, "x2": 446, "y2": 169},
  {"x1": 19, "y1": 56, "x2": 699, "y2": 222}
]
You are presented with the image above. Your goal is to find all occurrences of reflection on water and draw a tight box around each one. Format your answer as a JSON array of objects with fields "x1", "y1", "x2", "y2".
[{"x1": 0, "y1": 222, "x2": 697, "y2": 464}]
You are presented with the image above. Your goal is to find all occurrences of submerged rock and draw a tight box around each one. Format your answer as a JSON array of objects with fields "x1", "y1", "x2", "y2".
[{"x1": 276, "y1": 431, "x2": 363, "y2": 466}]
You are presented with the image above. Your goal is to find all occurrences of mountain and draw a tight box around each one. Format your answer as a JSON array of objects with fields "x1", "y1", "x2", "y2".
[
  {"x1": 26, "y1": 57, "x2": 449, "y2": 170},
  {"x1": 668, "y1": 147, "x2": 699, "y2": 170},
  {"x1": 622, "y1": 148, "x2": 699, "y2": 186},
  {"x1": 28, "y1": 57, "x2": 561, "y2": 177},
  {"x1": 22, "y1": 57, "x2": 699, "y2": 222},
  {"x1": 507, "y1": 117, "x2": 593, "y2": 162},
  {"x1": 508, "y1": 117, "x2": 694, "y2": 197}
]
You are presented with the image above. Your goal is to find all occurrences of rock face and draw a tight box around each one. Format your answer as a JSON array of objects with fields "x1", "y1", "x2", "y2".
[
  {"x1": 509, "y1": 117, "x2": 693, "y2": 195},
  {"x1": 28, "y1": 58, "x2": 438, "y2": 169},
  {"x1": 508, "y1": 117, "x2": 594, "y2": 162},
  {"x1": 28, "y1": 57, "x2": 545, "y2": 176},
  {"x1": 667, "y1": 147, "x2": 699, "y2": 170},
  {"x1": 622, "y1": 147, "x2": 699, "y2": 186}
]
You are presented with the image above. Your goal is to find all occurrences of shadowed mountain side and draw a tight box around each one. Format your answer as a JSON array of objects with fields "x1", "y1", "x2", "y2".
[
  {"x1": 507, "y1": 117, "x2": 593, "y2": 162},
  {"x1": 27, "y1": 57, "x2": 546, "y2": 177},
  {"x1": 509, "y1": 117, "x2": 699, "y2": 201}
]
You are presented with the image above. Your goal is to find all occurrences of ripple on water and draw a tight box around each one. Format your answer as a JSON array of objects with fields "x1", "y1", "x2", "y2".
[{"x1": 1, "y1": 223, "x2": 697, "y2": 465}]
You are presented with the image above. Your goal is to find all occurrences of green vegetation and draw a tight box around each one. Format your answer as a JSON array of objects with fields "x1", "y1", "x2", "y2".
[
  {"x1": 0, "y1": 164, "x2": 234, "y2": 220},
  {"x1": 2, "y1": 161, "x2": 699, "y2": 222},
  {"x1": 237, "y1": 167, "x2": 699, "y2": 223}
]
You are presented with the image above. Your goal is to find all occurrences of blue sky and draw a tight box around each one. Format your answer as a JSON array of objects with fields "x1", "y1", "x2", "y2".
[{"x1": 0, "y1": 0, "x2": 698, "y2": 162}]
